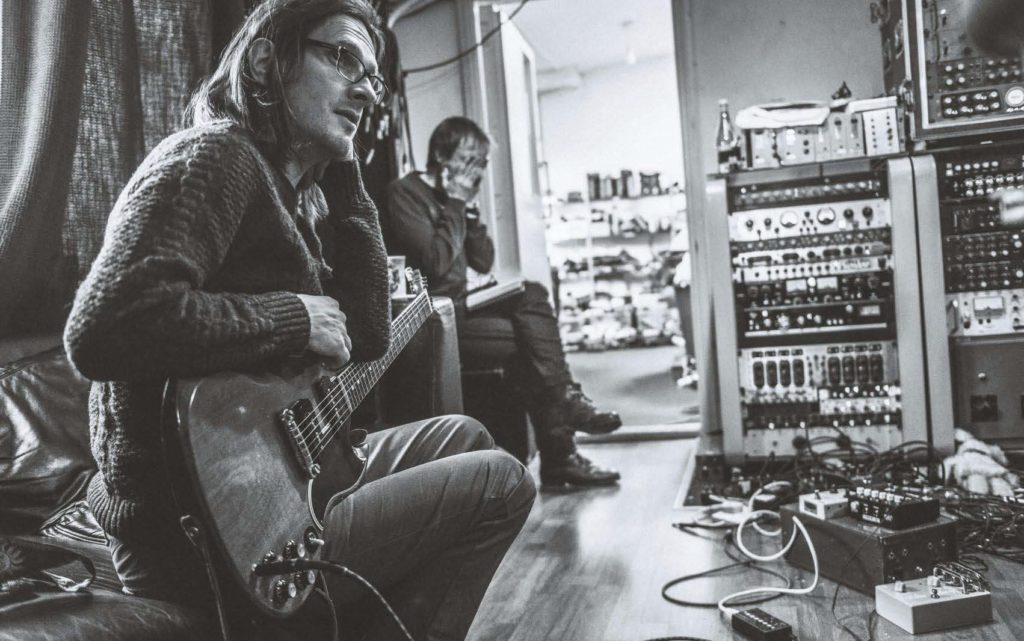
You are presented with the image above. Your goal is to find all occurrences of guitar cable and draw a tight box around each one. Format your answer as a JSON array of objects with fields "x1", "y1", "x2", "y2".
[{"x1": 256, "y1": 558, "x2": 416, "y2": 641}]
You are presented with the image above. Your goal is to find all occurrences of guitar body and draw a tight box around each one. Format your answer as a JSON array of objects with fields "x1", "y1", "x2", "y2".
[
  {"x1": 162, "y1": 274, "x2": 433, "y2": 619},
  {"x1": 165, "y1": 359, "x2": 366, "y2": 618}
]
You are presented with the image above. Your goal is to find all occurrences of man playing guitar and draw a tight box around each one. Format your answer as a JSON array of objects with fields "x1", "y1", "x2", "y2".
[{"x1": 62, "y1": 1, "x2": 535, "y2": 639}]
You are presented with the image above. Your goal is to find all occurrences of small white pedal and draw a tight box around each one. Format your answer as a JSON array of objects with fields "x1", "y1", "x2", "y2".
[
  {"x1": 875, "y1": 570, "x2": 992, "y2": 634},
  {"x1": 798, "y1": 490, "x2": 848, "y2": 520}
]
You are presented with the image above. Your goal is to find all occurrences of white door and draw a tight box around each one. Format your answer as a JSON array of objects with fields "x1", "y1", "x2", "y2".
[{"x1": 477, "y1": 4, "x2": 552, "y2": 289}]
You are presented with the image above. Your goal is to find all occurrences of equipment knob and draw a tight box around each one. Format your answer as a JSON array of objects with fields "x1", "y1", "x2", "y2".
[
  {"x1": 745, "y1": 219, "x2": 754, "y2": 229},
  {"x1": 843, "y1": 208, "x2": 855, "y2": 219}
]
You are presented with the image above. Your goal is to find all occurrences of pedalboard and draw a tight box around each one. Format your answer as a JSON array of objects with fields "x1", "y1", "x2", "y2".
[
  {"x1": 875, "y1": 562, "x2": 992, "y2": 634},
  {"x1": 847, "y1": 485, "x2": 939, "y2": 529},
  {"x1": 779, "y1": 504, "x2": 957, "y2": 594}
]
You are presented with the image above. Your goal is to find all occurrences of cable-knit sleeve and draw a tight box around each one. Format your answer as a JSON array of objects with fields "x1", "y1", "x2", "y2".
[
  {"x1": 317, "y1": 160, "x2": 392, "y2": 361},
  {"x1": 64, "y1": 130, "x2": 310, "y2": 382}
]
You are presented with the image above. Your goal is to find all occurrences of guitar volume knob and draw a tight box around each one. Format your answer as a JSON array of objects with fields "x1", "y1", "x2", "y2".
[
  {"x1": 273, "y1": 579, "x2": 296, "y2": 605},
  {"x1": 283, "y1": 540, "x2": 299, "y2": 559}
]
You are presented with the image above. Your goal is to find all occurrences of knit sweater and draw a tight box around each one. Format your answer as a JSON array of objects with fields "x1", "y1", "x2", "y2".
[
  {"x1": 63, "y1": 122, "x2": 391, "y2": 543},
  {"x1": 384, "y1": 172, "x2": 494, "y2": 302}
]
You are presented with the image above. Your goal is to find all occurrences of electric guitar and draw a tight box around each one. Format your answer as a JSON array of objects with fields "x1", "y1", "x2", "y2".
[{"x1": 162, "y1": 271, "x2": 433, "y2": 617}]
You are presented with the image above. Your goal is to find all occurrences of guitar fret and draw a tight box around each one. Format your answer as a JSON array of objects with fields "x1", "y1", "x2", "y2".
[{"x1": 315, "y1": 296, "x2": 432, "y2": 454}]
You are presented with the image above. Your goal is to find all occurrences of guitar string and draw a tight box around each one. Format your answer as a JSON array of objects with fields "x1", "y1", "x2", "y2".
[
  {"x1": 290, "y1": 295, "x2": 432, "y2": 458},
  {"x1": 292, "y1": 296, "x2": 429, "y2": 461},
  {"x1": 293, "y1": 293, "x2": 429, "y2": 447}
]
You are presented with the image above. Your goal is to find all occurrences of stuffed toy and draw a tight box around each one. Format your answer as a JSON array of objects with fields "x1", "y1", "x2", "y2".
[{"x1": 944, "y1": 428, "x2": 1020, "y2": 496}]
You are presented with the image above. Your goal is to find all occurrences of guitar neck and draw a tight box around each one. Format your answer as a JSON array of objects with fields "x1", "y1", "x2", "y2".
[{"x1": 330, "y1": 293, "x2": 432, "y2": 423}]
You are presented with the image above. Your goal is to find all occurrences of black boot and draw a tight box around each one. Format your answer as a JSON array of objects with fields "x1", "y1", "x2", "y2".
[
  {"x1": 536, "y1": 383, "x2": 622, "y2": 435},
  {"x1": 540, "y1": 451, "x2": 621, "y2": 488}
]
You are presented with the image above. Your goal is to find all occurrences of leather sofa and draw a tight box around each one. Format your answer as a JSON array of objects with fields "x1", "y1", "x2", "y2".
[{"x1": 0, "y1": 298, "x2": 463, "y2": 641}]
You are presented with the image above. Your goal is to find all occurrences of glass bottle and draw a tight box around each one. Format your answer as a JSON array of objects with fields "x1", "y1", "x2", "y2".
[{"x1": 716, "y1": 99, "x2": 740, "y2": 173}]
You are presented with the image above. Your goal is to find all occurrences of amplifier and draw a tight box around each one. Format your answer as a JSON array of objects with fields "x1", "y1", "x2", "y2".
[
  {"x1": 779, "y1": 505, "x2": 957, "y2": 594},
  {"x1": 848, "y1": 486, "x2": 940, "y2": 529}
]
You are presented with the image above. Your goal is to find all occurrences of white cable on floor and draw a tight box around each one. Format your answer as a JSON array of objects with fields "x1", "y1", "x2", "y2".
[
  {"x1": 746, "y1": 492, "x2": 782, "y2": 537},
  {"x1": 718, "y1": 512, "x2": 819, "y2": 617}
]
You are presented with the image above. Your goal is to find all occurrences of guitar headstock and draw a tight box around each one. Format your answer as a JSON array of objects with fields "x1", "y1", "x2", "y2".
[{"x1": 405, "y1": 268, "x2": 434, "y2": 311}]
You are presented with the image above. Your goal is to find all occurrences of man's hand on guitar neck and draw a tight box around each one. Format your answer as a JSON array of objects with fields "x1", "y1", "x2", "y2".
[{"x1": 297, "y1": 294, "x2": 352, "y2": 369}]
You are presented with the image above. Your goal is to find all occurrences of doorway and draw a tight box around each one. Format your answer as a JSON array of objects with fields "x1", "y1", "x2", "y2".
[{"x1": 481, "y1": 0, "x2": 699, "y2": 430}]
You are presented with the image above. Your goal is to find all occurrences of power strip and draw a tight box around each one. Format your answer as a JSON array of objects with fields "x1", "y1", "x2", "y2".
[
  {"x1": 731, "y1": 608, "x2": 793, "y2": 641},
  {"x1": 875, "y1": 568, "x2": 992, "y2": 634}
]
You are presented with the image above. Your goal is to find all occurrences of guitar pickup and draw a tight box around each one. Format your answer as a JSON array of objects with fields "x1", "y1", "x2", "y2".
[{"x1": 279, "y1": 399, "x2": 320, "y2": 479}]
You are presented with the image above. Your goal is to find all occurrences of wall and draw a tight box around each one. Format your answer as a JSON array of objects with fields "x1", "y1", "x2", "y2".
[
  {"x1": 392, "y1": 0, "x2": 466, "y2": 171},
  {"x1": 689, "y1": 0, "x2": 885, "y2": 177},
  {"x1": 539, "y1": 55, "x2": 685, "y2": 201}
]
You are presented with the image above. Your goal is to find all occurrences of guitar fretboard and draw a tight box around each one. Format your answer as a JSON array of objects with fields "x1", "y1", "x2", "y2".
[{"x1": 307, "y1": 293, "x2": 433, "y2": 460}]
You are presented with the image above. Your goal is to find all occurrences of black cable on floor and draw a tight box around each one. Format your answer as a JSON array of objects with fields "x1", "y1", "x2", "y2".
[{"x1": 662, "y1": 531, "x2": 792, "y2": 608}]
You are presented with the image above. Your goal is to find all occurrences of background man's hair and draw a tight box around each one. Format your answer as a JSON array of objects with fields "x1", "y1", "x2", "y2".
[{"x1": 426, "y1": 116, "x2": 490, "y2": 172}]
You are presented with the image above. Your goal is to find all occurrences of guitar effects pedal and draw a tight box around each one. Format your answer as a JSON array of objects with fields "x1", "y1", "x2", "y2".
[
  {"x1": 847, "y1": 485, "x2": 939, "y2": 529},
  {"x1": 875, "y1": 562, "x2": 992, "y2": 634}
]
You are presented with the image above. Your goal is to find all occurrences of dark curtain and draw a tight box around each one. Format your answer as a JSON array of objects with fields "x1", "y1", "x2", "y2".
[
  {"x1": 0, "y1": 0, "x2": 245, "y2": 339},
  {"x1": 0, "y1": 1, "x2": 93, "y2": 338},
  {"x1": 0, "y1": 0, "x2": 398, "y2": 339}
]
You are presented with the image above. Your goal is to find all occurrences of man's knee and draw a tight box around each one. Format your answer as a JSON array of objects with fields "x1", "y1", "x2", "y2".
[
  {"x1": 439, "y1": 414, "x2": 495, "y2": 451},
  {"x1": 476, "y1": 449, "x2": 536, "y2": 519}
]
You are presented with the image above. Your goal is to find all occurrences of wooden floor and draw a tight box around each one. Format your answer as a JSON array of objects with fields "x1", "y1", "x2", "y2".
[{"x1": 467, "y1": 438, "x2": 1024, "y2": 641}]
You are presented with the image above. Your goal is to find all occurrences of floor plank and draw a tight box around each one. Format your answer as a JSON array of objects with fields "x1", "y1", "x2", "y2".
[{"x1": 467, "y1": 438, "x2": 1024, "y2": 641}]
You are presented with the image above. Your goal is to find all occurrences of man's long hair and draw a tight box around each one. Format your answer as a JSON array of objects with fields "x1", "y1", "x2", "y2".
[{"x1": 185, "y1": 0, "x2": 384, "y2": 165}]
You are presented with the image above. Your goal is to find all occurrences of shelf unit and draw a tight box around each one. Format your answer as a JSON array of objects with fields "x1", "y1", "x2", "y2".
[{"x1": 546, "y1": 192, "x2": 689, "y2": 302}]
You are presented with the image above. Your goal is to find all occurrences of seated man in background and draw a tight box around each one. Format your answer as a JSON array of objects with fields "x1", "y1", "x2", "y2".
[{"x1": 384, "y1": 116, "x2": 622, "y2": 488}]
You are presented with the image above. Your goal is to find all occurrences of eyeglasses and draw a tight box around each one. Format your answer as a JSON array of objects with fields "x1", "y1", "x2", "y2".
[{"x1": 305, "y1": 39, "x2": 389, "y2": 105}]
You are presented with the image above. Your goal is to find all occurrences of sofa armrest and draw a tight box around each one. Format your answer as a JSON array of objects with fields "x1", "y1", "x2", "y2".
[
  {"x1": 377, "y1": 297, "x2": 464, "y2": 426},
  {"x1": 1, "y1": 337, "x2": 94, "y2": 535}
]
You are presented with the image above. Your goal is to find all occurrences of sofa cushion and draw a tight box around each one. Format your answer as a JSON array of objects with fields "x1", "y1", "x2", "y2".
[
  {"x1": 0, "y1": 337, "x2": 95, "y2": 534},
  {"x1": 0, "y1": 590, "x2": 219, "y2": 641}
]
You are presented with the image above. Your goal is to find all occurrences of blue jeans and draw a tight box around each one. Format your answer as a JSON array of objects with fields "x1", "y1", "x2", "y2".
[{"x1": 110, "y1": 415, "x2": 535, "y2": 641}]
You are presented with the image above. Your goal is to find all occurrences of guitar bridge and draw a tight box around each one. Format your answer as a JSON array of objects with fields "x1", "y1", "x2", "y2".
[{"x1": 279, "y1": 399, "x2": 321, "y2": 479}]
